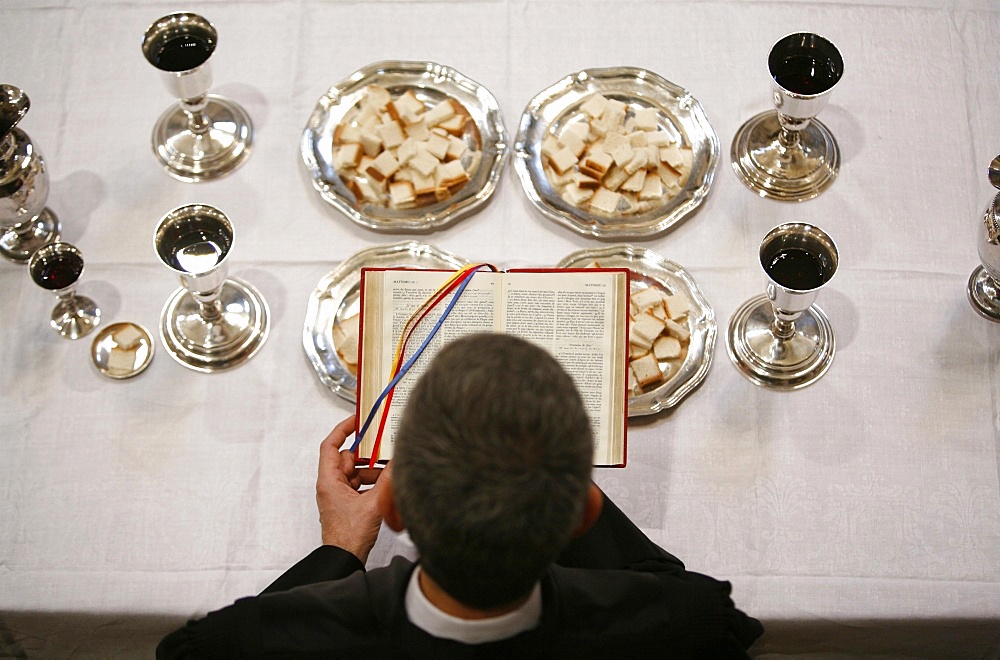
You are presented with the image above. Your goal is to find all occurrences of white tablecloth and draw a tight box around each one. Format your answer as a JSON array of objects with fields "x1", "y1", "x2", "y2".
[{"x1": 2, "y1": 0, "x2": 999, "y2": 656}]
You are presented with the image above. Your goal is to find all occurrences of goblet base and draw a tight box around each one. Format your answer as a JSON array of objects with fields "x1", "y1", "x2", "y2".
[
  {"x1": 731, "y1": 110, "x2": 840, "y2": 202},
  {"x1": 726, "y1": 294, "x2": 835, "y2": 390},
  {"x1": 152, "y1": 95, "x2": 253, "y2": 182},
  {"x1": 967, "y1": 266, "x2": 1000, "y2": 322},
  {"x1": 160, "y1": 277, "x2": 269, "y2": 372},
  {"x1": 1, "y1": 208, "x2": 61, "y2": 263},
  {"x1": 50, "y1": 294, "x2": 101, "y2": 339}
]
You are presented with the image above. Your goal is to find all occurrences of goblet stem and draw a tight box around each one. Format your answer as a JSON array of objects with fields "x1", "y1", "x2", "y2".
[
  {"x1": 777, "y1": 127, "x2": 799, "y2": 150},
  {"x1": 180, "y1": 95, "x2": 211, "y2": 135},
  {"x1": 770, "y1": 317, "x2": 797, "y2": 340}
]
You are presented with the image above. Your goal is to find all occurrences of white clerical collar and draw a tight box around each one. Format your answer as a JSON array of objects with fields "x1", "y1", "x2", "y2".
[{"x1": 404, "y1": 566, "x2": 541, "y2": 644}]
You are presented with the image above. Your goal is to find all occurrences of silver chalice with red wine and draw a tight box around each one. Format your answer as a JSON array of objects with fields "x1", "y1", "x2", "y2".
[
  {"x1": 141, "y1": 12, "x2": 253, "y2": 181},
  {"x1": 28, "y1": 242, "x2": 100, "y2": 339},
  {"x1": 732, "y1": 32, "x2": 844, "y2": 201},
  {"x1": 727, "y1": 223, "x2": 838, "y2": 389},
  {"x1": 154, "y1": 204, "x2": 269, "y2": 372}
]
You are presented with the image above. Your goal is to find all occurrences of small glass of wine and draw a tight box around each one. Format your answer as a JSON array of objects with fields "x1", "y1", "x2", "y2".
[
  {"x1": 28, "y1": 242, "x2": 100, "y2": 339},
  {"x1": 141, "y1": 12, "x2": 253, "y2": 182},
  {"x1": 731, "y1": 32, "x2": 844, "y2": 201},
  {"x1": 726, "y1": 222, "x2": 839, "y2": 389},
  {"x1": 153, "y1": 204, "x2": 269, "y2": 372}
]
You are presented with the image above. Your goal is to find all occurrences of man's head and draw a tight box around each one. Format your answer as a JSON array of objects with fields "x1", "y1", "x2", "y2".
[{"x1": 384, "y1": 333, "x2": 595, "y2": 610}]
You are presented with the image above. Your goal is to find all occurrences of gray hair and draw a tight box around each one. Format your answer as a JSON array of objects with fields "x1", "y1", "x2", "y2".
[{"x1": 393, "y1": 333, "x2": 594, "y2": 609}]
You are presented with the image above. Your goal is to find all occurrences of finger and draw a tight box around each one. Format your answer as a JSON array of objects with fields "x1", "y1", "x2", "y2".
[
  {"x1": 319, "y1": 416, "x2": 358, "y2": 485},
  {"x1": 356, "y1": 467, "x2": 384, "y2": 486}
]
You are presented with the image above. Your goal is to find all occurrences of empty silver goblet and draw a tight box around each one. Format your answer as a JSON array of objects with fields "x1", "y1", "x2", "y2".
[
  {"x1": 141, "y1": 12, "x2": 253, "y2": 182},
  {"x1": 0, "y1": 84, "x2": 61, "y2": 263},
  {"x1": 727, "y1": 222, "x2": 838, "y2": 389},
  {"x1": 28, "y1": 242, "x2": 100, "y2": 339},
  {"x1": 154, "y1": 204, "x2": 269, "y2": 371},
  {"x1": 732, "y1": 33, "x2": 844, "y2": 201},
  {"x1": 967, "y1": 155, "x2": 1000, "y2": 321}
]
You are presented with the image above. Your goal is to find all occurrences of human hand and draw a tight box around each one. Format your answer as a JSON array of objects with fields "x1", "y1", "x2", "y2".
[{"x1": 315, "y1": 415, "x2": 391, "y2": 563}]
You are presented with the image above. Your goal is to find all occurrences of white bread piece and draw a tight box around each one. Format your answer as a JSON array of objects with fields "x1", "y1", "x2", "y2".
[
  {"x1": 334, "y1": 122, "x2": 362, "y2": 145},
  {"x1": 563, "y1": 121, "x2": 591, "y2": 143},
  {"x1": 660, "y1": 143, "x2": 685, "y2": 170},
  {"x1": 366, "y1": 150, "x2": 400, "y2": 182},
  {"x1": 644, "y1": 129, "x2": 672, "y2": 147},
  {"x1": 664, "y1": 318, "x2": 690, "y2": 341},
  {"x1": 387, "y1": 89, "x2": 423, "y2": 122},
  {"x1": 437, "y1": 159, "x2": 469, "y2": 188},
  {"x1": 359, "y1": 128, "x2": 383, "y2": 157},
  {"x1": 377, "y1": 119, "x2": 406, "y2": 149},
  {"x1": 389, "y1": 180, "x2": 416, "y2": 207},
  {"x1": 334, "y1": 142, "x2": 363, "y2": 170},
  {"x1": 410, "y1": 148, "x2": 440, "y2": 178},
  {"x1": 664, "y1": 293, "x2": 690, "y2": 320},
  {"x1": 438, "y1": 114, "x2": 468, "y2": 136},
  {"x1": 632, "y1": 107, "x2": 659, "y2": 131},
  {"x1": 630, "y1": 287, "x2": 664, "y2": 312},
  {"x1": 541, "y1": 135, "x2": 562, "y2": 160},
  {"x1": 562, "y1": 183, "x2": 594, "y2": 206},
  {"x1": 333, "y1": 313, "x2": 360, "y2": 366},
  {"x1": 621, "y1": 168, "x2": 646, "y2": 193},
  {"x1": 602, "y1": 164, "x2": 629, "y2": 192},
  {"x1": 657, "y1": 162, "x2": 682, "y2": 188},
  {"x1": 559, "y1": 128, "x2": 587, "y2": 157},
  {"x1": 362, "y1": 85, "x2": 392, "y2": 112},
  {"x1": 638, "y1": 173, "x2": 663, "y2": 201},
  {"x1": 632, "y1": 311, "x2": 666, "y2": 345},
  {"x1": 580, "y1": 149, "x2": 613, "y2": 179},
  {"x1": 404, "y1": 118, "x2": 430, "y2": 141},
  {"x1": 424, "y1": 131, "x2": 451, "y2": 160},
  {"x1": 601, "y1": 98, "x2": 628, "y2": 125},
  {"x1": 580, "y1": 93, "x2": 609, "y2": 119},
  {"x1": 650, "y1": 302, "x2": 668, "y2": 320},
  {"x1": 113, "y1": 325, "x2": 144, "y2": 351},
  {"x1": 355, "y1": 177, "x2": 380, "y2": 203},
  {"x1": 624, "y1": 148, "x2": 648, "y2": 175},
  {"x1": 630, "y1": 353, "x2": 662, "y2": 387},
  {"x1": 630, "y1": 342, "x2": 650, "y2": 359},
  {"x1": 571, "y1": 171, "x2": 601, "y2": 190},
  {"x1": 411, "y1": 170, "x2": 437, "y2": 198},
  {"x1": 628, "y1": 365, "x2": 641, "y2": 394},
  {"x1": 424, "y1": 98, "x2": 457, "y2": 126},
  {"x1": 628, "y1": 130, "x2": 648, "y2": 148},
  {"x1": 602, "y1": 129, "x2": 630, "y2": 152},
  {"x1": 446, "y1": 135, "x2": 468, "y2": 160},
  {"x1": 653, "y1": 335, "x2": 682, "y2": 360},
  {"x1": 610, "y1": 142, "x2": 635, "y2": 168},
  {"x1": 589, "y1": 187, "x2": 621, "y2": 215},
  {"x1": 107, "y1": 346, "x2": 138, "y2": 373},
  {"x1": 395, "y1": 137, "x2": 420, "y2": 165},
  {"x1": 548, "y1": 146, "x2": 579, "y2": 175}
]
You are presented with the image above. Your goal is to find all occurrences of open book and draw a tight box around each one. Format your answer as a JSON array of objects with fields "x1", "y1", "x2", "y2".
[{"x1": 356, "y1": 267, "x2": 629, "y2": 466}]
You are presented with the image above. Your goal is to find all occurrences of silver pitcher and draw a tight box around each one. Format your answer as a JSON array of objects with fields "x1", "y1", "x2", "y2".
[
  {"x1": 0, "y1": 84, "x2": 60, "y2": 263},
  {"x1": 968, "y1": 156, "x2": 1000, "y2": 321}
]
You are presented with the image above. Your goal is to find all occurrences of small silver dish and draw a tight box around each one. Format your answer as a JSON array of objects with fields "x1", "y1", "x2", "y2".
[
  {"x1": 515, "y1": 67, "x2": 719, "y2": 239},
  {"x1": 91, "y1": 322, "x2": 155, "y2": 379},
  {"x1": 303, "y1": 241, "x2": 471, "y2": 403},
  {"x1": 558, "y1": 245, "x2": 716, "y2": 415},
  {"x1": 301, "y1": 60, "x2": 508, "y2": 233}
]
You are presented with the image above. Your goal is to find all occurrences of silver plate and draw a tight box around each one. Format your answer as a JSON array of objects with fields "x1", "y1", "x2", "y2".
[
  {"x1": 515, "y1": 67, "x2": 719, "y2": 239},
  {"x1": 90, "y1": 322, "x2": 154, "y2": 380},
  {"x1": 301, "y1": 61, "x2": 508, "y2": 233},
  {"x1": 303, "y1": 241, "x2": 471, "y2": 403},
  {"x1": 558, "y1": 245, "x2": 716, "y2": 415}
]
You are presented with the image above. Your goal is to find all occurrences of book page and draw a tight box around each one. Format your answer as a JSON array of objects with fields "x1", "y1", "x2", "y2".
[
  {"x1": 358, "y1": 269, "x2": 502, "y2": 460},
  {"x1": 500, "y1": 270, "x2": 627, "y2": 465}
]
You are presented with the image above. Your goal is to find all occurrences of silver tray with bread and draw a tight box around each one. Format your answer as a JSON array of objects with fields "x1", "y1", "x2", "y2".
[
  {"x1": 303, "y1": 241, "x2": 471, "y2": 403},
  {"x1": 558, "y1": 245, "x2": 716, "y2": 415},
  {"x1": 515, "y1": 67, "x2": 718, "y2": 239},
  {"x1": 301, "y1": 61, "x2": 508, "y2": 233}
]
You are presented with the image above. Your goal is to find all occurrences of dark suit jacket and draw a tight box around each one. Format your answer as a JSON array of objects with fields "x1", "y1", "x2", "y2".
[{"x1": 158, "y1": 494, "x2": 763, "y2": 658}]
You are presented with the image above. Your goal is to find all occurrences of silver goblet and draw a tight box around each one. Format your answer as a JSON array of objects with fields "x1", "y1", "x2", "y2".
[
  {"x1": 28, "y1": 242, "x2": 100, "y2": 339},
  {"x1": 967, "y1": 155, "x2": 1000, "y2": 321},
  {"x1": 727, "y1": 222, "x2": 839, "y2": 389},
  {"x1": 141, "y1": 12, "x2": 253, "y2": 182},
  {"x1": 154, "y1": 204, "x2": 269, "y2": 372},
  {"x1": 0, "y1": 84, "x2": 61, "y2": 263},
  {"x1": 732, "y1": 33, "x2": 844, "y2": 201}
]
